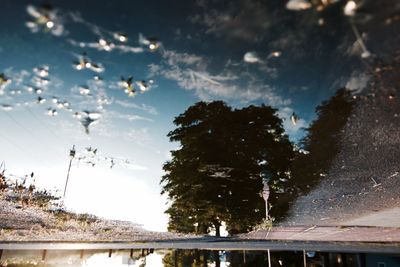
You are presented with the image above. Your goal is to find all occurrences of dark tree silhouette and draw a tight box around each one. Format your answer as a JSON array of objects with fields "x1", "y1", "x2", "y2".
[
  {"x1": 270, "y1": 88, "x2": 355, "y2": 221},
  {"x1": 163, "y1": 250, "x2": 210, "y2": 267},
  {"x1": 161, "y1": 101, "x2": 293, "y2": 235}
]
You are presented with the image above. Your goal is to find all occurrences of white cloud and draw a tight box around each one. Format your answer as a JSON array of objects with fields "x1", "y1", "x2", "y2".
[
  {"x1": 346, "y1": 72, "x2": 370, "y2": 93},
  {"x1": 278, "y1": 107, "x2": 308, "y2": 137}
]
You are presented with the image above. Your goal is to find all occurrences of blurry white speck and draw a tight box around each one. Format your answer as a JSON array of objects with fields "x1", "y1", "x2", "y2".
[
  {"x1": 114, "y1": 32, "x2": 128, "y2": 42},
  {"x1": 344, "y1": 1, "x2": 357, "y2": 16},
  {"x1": 290, "y1": 112, "x2": 299, "y2": 126},
  {"x1": 37, "y1": 96, "x2": 46, "y2": 104},
  {"x1": 46, "y1": 20, "x2": 54, "y2": 29},
  {"x1": 1, "y1": 104, "x2": 13, "y2": 111},
  {"x1": 361, "y1": 51, "x2": 371, "y2": 58},
  {"x1": 79, "y1": 86, "x2": 91, "y2": 95},
  {"x1": 33, "y1": 66, "x2": 49, "y2": 77},
  {"x1": 286, "y1": 0, "x2": 312, "y2": 10},
  {"x1": 244, "y1": 51, "x2": 261, "y2": 63},
  {"x1": 46, "y1": 108, "x2": 57, "y2": 116},
  {"x1": 270, "y1": 51, "x2": 282, "y2": 57}
]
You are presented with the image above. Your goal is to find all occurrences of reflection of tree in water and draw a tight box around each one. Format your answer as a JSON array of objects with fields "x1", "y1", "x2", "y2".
[
  {"x1": 271, "y1": 88, "x2": 355, "y2": 221},
  {"x1": 161, "y1": 101, "x2": 293, "y2": 235},
  {"x1": 161, "y1": 90, "x2": 356, "y2": 232},
  {"x1": 162, "y1": 250, "x2": 304, "y2": 267},
  {"x1": 162, "y1": 250, "x2": 210, "y2": 267}
]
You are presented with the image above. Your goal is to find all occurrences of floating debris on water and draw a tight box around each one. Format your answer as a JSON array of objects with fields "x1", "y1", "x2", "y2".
[
  {"x1": 290, "y1": 112, "x2": 299, "y2": 126},
  {"x1": 79, "y1": 110, "x2": 101, "y2": 134},
  {"x1": 244, "y1": 51, "x2": 261, "y2": 63},
  {"x1": 80, "y1": 117, "x2": 97, "y2": 134},
  {"x1": 98, "y1": 38, "x2": 114, "y2": 51},
  {"x1": 118, "y1": 76, "x2": 138, "y2": 97},
  {"x1": 9, "y1": 89, "x2": 22, "y2": 95},
  {"x1": 114, "y1": 32, "x2": 128, "y2": 43},
  {"x1": 286, "y1": 0, "x2": 312, "y2": 11},
  {"x1": 93, "y1": 75, "x2": 103, "y2": 82},
  {"x1": 0, "y1": 73, "x2": 11, "y2": 94},
  {"x1": 73, "y1": 112, "x2": 82, "y2": 119},
  {"x1": 26, "y1": 87, "x2": 43, "y2": 95},
  {"x1": 0, "y1": 104, "x2": 13, "y2": 111},
  {"x1": 32, "y1": 76, "x2": 50, "y2": 86},
  {"x1": 25, "y1": 4, "x2": 64, "y2": 36},
  {"x1": 36, "y1": 96, "x2": 46, "y2": 104},
  {"x1": 73, "y1": 53, "x2": 104, "y2": 73},
  {"x1": 78, "y1": 85, "x2": 91, "y2": 95},
  {"x1": 387, "y1": 172, "x2": 399, "y2": 179},
  {"x1": 270, "y1": 51, "x2": 282, "y2": 57},
  {"x1": 33, "y1": 66, "x2": 49, "y2": 77},
  {"x1": 370, "y1": 177, "x2": 381, "y2": 187},
  {"x1": 139, "y1": 33, "x2": 161, "y2": 51},
  {"x1": 344, "y1": 1, "x2": 357, "y2": 16},
  {"x1": 46, "y1": 108, "x2": 57, "y2": 116},
  {"x1": 136, "y1": 80, "x2": 151, "y2": 93}
]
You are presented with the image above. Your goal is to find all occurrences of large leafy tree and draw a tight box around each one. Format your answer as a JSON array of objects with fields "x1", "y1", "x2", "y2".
[{"x1": 161, "y1": 101, "x2": 293, "y2": 235}]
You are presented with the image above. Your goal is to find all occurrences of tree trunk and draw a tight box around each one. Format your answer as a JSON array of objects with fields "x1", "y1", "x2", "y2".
[
  {"x1": 213, "y1": 251, "x2": 220, "y2": 267},
  {"x1": 202, "y1": 250, "x2": 208, "y2": 267},
  {"x1": 214, "y1": 221, "x2": 221, "y2": 237},
  {"x1": 215, "y1": 225, "x2": 220, "y2": 237}
]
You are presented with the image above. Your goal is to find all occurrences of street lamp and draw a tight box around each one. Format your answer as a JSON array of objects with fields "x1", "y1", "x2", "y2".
[
  {"x1": 63, "y1": 145, "x2": 75, "y2": 198},
  {"x1": 261, "y1": 171, "x2": 272, "y2": 220}
]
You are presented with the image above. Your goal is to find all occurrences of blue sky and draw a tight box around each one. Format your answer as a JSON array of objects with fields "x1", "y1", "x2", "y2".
[{"x1": 0, "y1": 0, "x2": 383, "y2": 231}]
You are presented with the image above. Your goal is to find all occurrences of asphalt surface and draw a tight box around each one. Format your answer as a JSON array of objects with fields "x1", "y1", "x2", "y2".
[{"x1": 283, "y1": 64, "x2": 400, "y2": 227}]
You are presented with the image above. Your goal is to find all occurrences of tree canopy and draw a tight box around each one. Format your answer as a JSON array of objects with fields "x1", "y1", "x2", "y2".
[{"x1": 161, "y1": 101, "x2": 294, "y2": 235}]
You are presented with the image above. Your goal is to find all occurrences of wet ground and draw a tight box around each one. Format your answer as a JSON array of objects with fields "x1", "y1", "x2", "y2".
[{"x1": 283, "y1": 63, "x2": 400, "y2": 227}]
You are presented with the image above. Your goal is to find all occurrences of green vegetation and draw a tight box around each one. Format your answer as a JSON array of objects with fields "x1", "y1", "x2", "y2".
[
  {"x1": 161, "y1": 101, "x2": 294, "y2": 235},
  {"x1": 161, "y1": 89, "x2": 355, "y2": 235}
]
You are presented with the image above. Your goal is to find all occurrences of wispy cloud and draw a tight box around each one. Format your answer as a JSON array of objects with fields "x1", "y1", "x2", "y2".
[
  {"x1": 68, "y1": 39, "x2": 144, "y2": 54},
  {"x1": 67, "y1": 12, "x2": 148, "y2": 55},
  {"x1": 149, "y1": 49, "x2": 290, "y2": 106},
  {"x1": 115, "y1": 100, "x2": 158, "y2": 115},
  {"x1": 106, "y1": 110, "x2": 153, "y2": 122},
  {"x1": 162, "y1": 50, "x2": 203, "y2": 66},
  {"x1": 190, "y1": 1, "x2": 273, "y2": 43}
]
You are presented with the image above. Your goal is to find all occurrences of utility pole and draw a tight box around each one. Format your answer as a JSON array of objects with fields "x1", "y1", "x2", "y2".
[{"x1": 63, "y1": 145, "x2": 76, "y2": 198}]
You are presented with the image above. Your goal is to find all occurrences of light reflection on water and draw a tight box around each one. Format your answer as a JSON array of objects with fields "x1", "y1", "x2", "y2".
[
  {"x1": 1, "y1": 249, "x2": 400, "y2": 267},
  {"x1": 0, "y1": 249, "x2": 164, "y2": 267}
]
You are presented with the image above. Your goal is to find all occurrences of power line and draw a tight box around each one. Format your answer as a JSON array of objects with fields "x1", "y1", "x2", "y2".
[
  {"x1": 0, "y1": 130, "x2": 51, "y2": 168},
  {"x1": 2, "y1": 110, "x2": 66, "y2": 159},
  {"x1": 25, "y1": 106, "x2": 62, "y2": 141}
]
